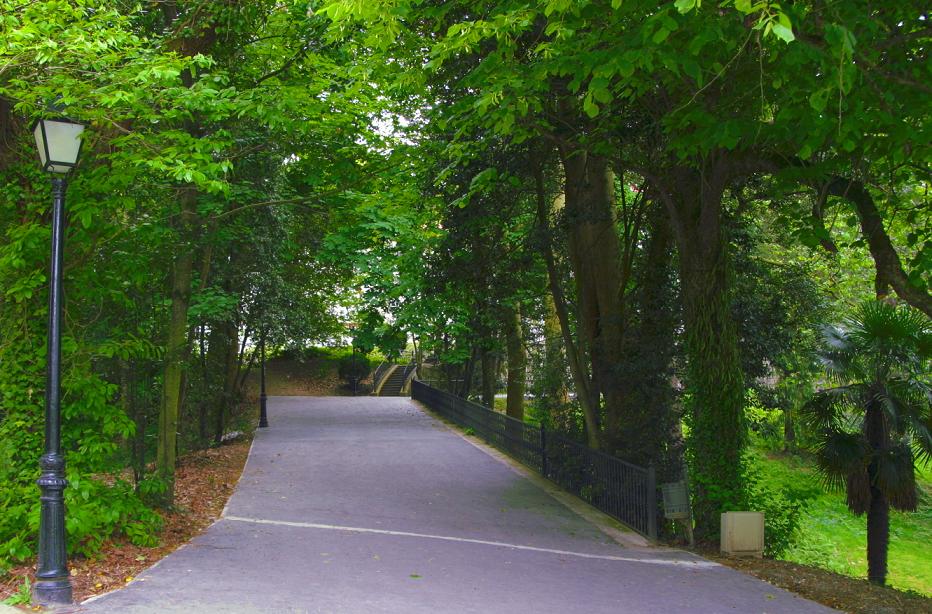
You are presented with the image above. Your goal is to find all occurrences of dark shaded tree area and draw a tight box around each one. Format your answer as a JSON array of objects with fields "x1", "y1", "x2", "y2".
[{"x1": 318, "y1": 0, "x2": 930, "y2": 559}]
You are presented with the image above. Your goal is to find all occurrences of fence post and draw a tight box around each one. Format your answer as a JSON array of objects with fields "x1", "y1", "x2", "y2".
[
  {"x1": 646, "y1": 464, "x2": 658, "y2": 540},
  {"x1": 540, "y1": 424, "x2": 548, "y2": 477}
]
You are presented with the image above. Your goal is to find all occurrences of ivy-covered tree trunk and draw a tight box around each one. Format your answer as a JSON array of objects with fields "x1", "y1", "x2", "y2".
[
  {"x1": 657, "y1": 163, "x2": 747, "y2": 539},
  {"x1": 541, "y1": 294, "x2": 569, "y2": 408},
  {"x1": 679, "y1": 233, "x2": 746, "y2": 537},
  {"x1": 155, "y1": 188, "x2": 197, "y2": 505},
  {"x1": 503, "y1": 304, "x2": 526, "y2": 421},
  {"x1": 481, "y1": 348, "x2": 497, "y2": 409}
]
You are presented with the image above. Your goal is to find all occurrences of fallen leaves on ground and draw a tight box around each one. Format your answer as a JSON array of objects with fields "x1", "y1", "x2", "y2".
[
  {"x1": 1, "y1": 439, "x2": 251, "y2": 607},
  {"x1": 706, "y1": 551, "x2": 932, "y2": 614}
]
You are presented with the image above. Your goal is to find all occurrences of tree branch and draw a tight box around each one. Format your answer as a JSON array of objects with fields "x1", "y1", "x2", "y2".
[{"x1": 825, "y1": 176, "x2": 932, "y2": 317}]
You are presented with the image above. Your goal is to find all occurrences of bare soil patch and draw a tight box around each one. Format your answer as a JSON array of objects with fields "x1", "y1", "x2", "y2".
[
  {"x1": 243, "y1": 357, "x2": 351, "y2": 396},
  {"x1": 1, "y1": 439, "x2": 251, "y2": 607}
]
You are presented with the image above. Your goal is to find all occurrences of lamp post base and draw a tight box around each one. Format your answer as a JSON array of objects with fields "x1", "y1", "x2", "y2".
[
  {"x1": 35, "y1": 453, "x2": 72, "y2": 606},
  {"x1": 33, "y1": 579, "x2": 73, "y2": 606},
  {"x1": 259, "y1": 393, "x2": 269, "y2": 428}
]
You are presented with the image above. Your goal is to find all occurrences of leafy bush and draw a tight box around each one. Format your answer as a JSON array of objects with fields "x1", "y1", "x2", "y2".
[
  {"x1": 743, "y1": 453, "x2": 818, "y2": 557},
  {"x1": 0, "y1": 333, "x2": 161, "y2": 568},
  {"x1": 691, "y1": 445, "x2": 817, "y2": 556},
  {"x1": 2, "y1": 576, "x2": 30, "y2": 606}
]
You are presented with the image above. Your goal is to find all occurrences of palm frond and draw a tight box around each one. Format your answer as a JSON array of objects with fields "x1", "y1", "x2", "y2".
[
  {"x1": 822, "y1": 323, "x2": 852, "y2": 352},
  {"x1": 846, "y1": 465, "x2": 871, "y2": 516},
  {"x1": 849, "y1": 302, "x2": 930, "y2": 371},
  {"x1": 883, "y1": 378, "x2": 932, "y2": 416},
  {"x1": 817, "y1": 324, "x2": 858, "y2": 381},
  {"x1": 813, "y1": 430, "x2": 869, "y2": 493},
  {"x1": 801, "y1": 385, "x2": 865, "y2": 431},
  {"x1": 873, "y1": 442, "x2": 918, "y2": 512},
  {"x1": 910, "y1": 414, "x2": 932, "y2": 466}
]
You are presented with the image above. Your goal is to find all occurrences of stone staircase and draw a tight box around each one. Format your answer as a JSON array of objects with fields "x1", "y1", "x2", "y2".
[{"x1": 378, "y1": 364, "x2": 416, "y2": 396}]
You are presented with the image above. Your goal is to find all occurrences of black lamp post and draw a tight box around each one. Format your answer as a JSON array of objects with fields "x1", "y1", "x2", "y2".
[
  {"x1": 347, "y1": 323, "x2": 358, "y2": 396},
  {"x1": 32, "y1": 114, "x2": 85, "y2": 605},
  {"x1": 258, "y1": 335, "x2": 269, "y2": 428}
]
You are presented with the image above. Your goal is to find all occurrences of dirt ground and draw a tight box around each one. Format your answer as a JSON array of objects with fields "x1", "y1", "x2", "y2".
[
  {"x1": 243, "y1": 356, "x2": 364, "y2": 397},
  {"x1": 707, "y1": 550, "x2": 932, "y2": 614}
]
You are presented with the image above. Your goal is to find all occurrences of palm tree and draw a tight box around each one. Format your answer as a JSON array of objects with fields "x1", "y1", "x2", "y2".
[{"x1": 802, "y1": 301, "x2": 930, "y2": 586}]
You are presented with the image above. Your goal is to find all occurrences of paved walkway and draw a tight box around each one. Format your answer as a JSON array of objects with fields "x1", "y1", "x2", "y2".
[{"x1": 78, "y1": 397, "x2": 835, "y2": 613}]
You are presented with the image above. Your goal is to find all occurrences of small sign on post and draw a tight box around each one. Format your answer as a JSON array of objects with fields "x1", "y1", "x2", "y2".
[
  {"x1": 661, "y1": 481, "x2": 690, "y2": 519},
  {"x1": 661, "y1": 479, "x2": 694, "y2": 546}
]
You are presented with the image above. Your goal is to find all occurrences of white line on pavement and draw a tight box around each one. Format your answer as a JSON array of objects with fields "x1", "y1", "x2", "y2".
[{"x1": 223, "y1": 515, "x2": 719, "y2": 568}]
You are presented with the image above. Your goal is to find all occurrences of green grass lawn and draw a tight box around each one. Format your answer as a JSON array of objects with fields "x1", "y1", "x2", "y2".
[{"x1": 754, "y1": 447, "x2": 932, "y2": 596}]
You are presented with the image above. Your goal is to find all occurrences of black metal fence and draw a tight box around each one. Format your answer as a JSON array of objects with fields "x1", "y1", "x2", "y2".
[{"x1": 411, "y1": 379, "x2": 657, "y2": 539}]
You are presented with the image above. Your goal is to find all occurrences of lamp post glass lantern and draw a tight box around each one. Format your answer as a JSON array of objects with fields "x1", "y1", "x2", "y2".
[
  {"x1": 32, "y1": 113, "x2": 84, "y2": 605},
  {"x1": 33, "y1": 118, "x2": 85, "y2": 174}
]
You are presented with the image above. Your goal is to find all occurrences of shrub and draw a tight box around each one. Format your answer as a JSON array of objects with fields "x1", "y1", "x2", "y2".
[
  {"x1": 742, "y1": 453, "x2": 817, "y2": 557},
  {"x1": 0, "y1": 339, "x2": 162, "y2": 568}
]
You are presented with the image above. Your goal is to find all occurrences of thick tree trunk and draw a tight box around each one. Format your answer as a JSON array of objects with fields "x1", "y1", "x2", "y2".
[
  {"x1": 153, "y1": 2, "x2": 215, "y2": 504},
  {"x1": 656, "y1": 163, "x2": 747, "y2": 539},
  {"x1": 503, "y1": 305, "x2": 526, "y2": 421},
  {"x1": 155, "y1": 188, "x2": 197, "y2": 505},
  {"x1": 560, "y1": 150, "x2": 626, "y2": 428},
  {"x1": 534, "y1": 165, "x2": 601, "y2": 448}
]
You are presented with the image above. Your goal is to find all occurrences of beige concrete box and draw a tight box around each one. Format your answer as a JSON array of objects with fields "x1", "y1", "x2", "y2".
[{"x1": 720, "y1": 511, "x2": 764, "y2": 557}]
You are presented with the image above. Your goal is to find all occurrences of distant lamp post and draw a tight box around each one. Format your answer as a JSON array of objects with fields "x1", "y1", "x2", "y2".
[
  {"x1": 347, "y1": 323, "x2": 358, "y2": 396},
  {"x1": 32, "y1": 112, "x2": 85, "y2": 605},
  {"x1": 259, "y1": 335, "x2": 269, "y2": 428}
]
